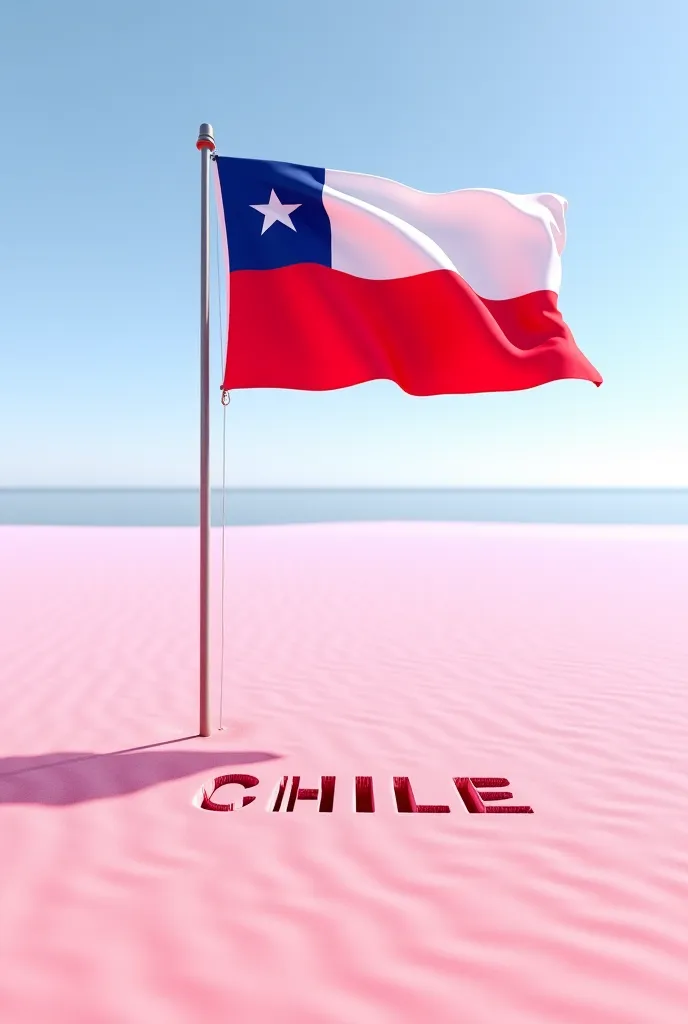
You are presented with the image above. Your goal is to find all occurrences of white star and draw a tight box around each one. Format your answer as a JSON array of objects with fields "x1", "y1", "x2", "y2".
[{"x1": 250, "y1": 189, "x2": 302, "y2": 234}]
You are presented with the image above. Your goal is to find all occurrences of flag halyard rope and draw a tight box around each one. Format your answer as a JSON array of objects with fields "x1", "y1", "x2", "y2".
[{"x1": 214, "y1": 204, "x2": 229, "y2": 731}]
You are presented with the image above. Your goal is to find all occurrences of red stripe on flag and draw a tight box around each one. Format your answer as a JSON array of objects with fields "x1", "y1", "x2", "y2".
[{"x1": 222, "y1": 264, "x2": 602, "y2": 396}]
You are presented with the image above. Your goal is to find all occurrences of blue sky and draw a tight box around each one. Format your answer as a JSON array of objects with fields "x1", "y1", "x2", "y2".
[{"x1": 1, "y1": 0, "x2": 685, "y2": 487}]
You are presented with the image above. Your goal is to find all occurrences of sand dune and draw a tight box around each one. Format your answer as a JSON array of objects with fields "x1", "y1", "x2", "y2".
[{"x1": 1, "y1": 523, "x2": 687, "y2": 1022}]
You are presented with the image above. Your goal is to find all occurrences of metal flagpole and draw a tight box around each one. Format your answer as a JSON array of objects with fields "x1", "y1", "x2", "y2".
[{"x1": 197, "y1": 122, "x2": 216, "y2": 737}]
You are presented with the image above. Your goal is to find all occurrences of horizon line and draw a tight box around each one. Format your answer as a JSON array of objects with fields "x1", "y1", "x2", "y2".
[{"x1": 3, "y1": 486, "x2": 688, "y2": 493}]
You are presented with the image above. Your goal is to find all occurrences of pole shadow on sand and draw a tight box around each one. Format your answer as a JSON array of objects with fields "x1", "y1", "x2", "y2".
[{"x1": 0, "y1": 738, "x2": 281, "y2": 806}]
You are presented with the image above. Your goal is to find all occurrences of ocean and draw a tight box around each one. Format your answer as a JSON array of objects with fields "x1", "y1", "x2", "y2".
[{"x1": 2, "y1": 488, "x2": 688, "y2": 526}]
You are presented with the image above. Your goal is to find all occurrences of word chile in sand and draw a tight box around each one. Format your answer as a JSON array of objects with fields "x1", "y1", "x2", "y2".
[{"x1": 199, "y1": 774, "x2": 533, "y2": 814}]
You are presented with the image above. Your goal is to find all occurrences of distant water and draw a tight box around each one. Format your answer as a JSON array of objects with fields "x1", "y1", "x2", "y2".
[{"x1": 2, "y1": 489, "x2": 688, "y2": 526}]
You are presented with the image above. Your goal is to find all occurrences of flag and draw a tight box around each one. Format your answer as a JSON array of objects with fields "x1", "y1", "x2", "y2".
[{"x1": 214, "y1": 157, "x2": 602, "y2": 396}]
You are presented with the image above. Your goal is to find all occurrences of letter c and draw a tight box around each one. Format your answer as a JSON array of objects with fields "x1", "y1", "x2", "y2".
[{"x1": 201, "y1": 773, "x2": 260, "y2": 811}]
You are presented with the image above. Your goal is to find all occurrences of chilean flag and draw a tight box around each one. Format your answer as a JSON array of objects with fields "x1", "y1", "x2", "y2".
[{"x1": 214, "y1": 157, "x2": 602, "y2": 396}]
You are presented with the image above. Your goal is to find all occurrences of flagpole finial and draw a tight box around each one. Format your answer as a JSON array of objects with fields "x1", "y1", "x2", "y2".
[{"x1": 196, "y1": 123, "x2": 216, "y2": 151}]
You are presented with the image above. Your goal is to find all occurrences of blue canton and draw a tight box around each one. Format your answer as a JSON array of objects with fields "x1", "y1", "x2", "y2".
[{"x1": 215, "y1": 156, "x2": 332, "y2": 272}]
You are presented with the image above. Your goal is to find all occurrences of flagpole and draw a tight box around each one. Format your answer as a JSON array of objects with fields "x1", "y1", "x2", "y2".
[{"x1": 197, "y1": 122, "x2": 216, "y2": 737}]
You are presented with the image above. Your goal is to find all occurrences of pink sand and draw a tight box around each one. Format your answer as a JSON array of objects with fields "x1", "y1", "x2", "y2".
[{"x1": 1, "y1": 523, "x2": 688, "y2": 1023}]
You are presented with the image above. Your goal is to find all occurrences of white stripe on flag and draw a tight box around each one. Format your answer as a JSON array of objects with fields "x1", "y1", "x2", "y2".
[{"x1": 323, "y1": 168, "x2": 567, "y2": 300}]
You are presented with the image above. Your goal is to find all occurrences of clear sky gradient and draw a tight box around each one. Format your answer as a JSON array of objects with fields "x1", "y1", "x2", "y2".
[{"x1": 1, "y1": 1, "x2": 685, "y2": 487}]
